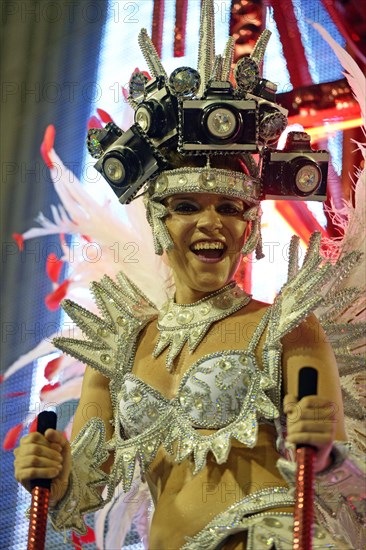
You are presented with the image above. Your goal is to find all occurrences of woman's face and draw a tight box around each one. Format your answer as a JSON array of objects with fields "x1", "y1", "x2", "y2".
[{"x1": 164, "y1": 193, "x2": 248, "y2": 303}]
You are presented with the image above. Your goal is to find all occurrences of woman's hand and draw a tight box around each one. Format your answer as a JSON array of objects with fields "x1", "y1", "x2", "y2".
[
  {"x1": 284, "y1": 394, "x2": 337, "y2": 473},
  {"x1": 14, "y1": 429, "x2": 71, "y2": 507}
]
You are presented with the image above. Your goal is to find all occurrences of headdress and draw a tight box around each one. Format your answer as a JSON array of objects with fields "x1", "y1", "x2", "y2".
[{"x1": 87, "y1": 0, "x2": 329, "y2": 256}]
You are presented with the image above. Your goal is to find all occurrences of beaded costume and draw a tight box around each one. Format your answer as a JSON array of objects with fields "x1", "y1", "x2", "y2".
[
  {"x1": 49, "y1": 233, "x2": 365, "y2": 549},
  {"x1": 8, "y1": 1, "x2": 366, "y2": 548}
]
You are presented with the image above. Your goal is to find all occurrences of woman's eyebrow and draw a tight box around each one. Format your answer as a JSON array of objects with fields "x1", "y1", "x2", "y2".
[{"x1": 217, "y1": 197, "x2": 244, "y2": 206}]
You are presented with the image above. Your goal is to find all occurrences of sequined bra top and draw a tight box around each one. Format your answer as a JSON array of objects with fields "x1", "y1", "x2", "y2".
[{"x1": 119, "y1": 351, "x2": 273, "y2": 438}]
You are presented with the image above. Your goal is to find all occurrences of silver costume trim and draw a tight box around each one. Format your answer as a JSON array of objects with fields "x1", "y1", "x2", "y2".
[
  {"x1": 181, "y1": 487, "x2": 351, "y2": 549},
  {"x1": 52, "y1": 235, "x2": 365, "y2": 543}
]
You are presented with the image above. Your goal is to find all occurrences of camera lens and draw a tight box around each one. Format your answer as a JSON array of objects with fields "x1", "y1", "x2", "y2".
[
  {"x1": 292, "y1": 159, "x2": 322, "y2": 196},
  {"x1": 135, "y1": 106, "x2": 152, "y2": 132},
  {"x1": 204, "y1": 106, "x2": 238, "y2": 141},
  {"x1": 134, "y1": 100, "x2": 165, "y2": 137},
  {"x1": 102, "y1": 148, "x2": 140, "y2": 188},
  {"x1": 104, "y1": 157, "x2": 126, "y2": 185}
]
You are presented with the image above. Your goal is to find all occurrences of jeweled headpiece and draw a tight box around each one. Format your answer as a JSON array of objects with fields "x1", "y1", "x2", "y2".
[{"x1": 87, "y1": 0, "x2": 329, "y2": 256}]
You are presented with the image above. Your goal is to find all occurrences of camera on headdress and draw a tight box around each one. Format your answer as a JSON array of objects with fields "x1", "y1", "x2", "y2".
[
  {"x1": 178, "y1": 81, "x2": 258, "y2": 152},
  {"x1": 261, "y1": 131, "x2": 329, "y2": 200},
  {"x1": 245, "y1": 80, "x2": 288, "y2": 145},
  {"x1": 87, "y1": 122, "x2": 163, "y2": 203},
  {"x1": 133, "y1": 76, "x2": 178, "y2": 147}
]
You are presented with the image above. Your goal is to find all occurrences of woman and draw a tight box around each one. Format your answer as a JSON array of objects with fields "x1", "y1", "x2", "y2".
[
  {"x1": 14, "y1": 3, "x2": 365, "y2": 547},
  {"x1": 13, "y1": 180, "x2": 352, "y2": 549}
]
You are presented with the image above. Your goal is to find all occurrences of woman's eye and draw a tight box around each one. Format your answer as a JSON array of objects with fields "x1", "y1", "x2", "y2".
[
  {"x1": 173, "y1": 202, "x2": 199, "y2": 213},
  {"x1": 218, "y1": 204, "x2": 243, "y2": 215}
]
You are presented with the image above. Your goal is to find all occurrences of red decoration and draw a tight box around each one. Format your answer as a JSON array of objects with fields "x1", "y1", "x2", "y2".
[
  {"x1": 29, "y1": 417, "x2": 38, "y2": 433},
  {"x1": 122, "y1": 86, "x2": 129, "y2": 102},
  {"x1": 96, "y1": 108, "x2": 113, "y2": 123},
  {"x1": 87, "y1": 116, "x2": 103, "y2": 130},
  {"x1": 46, "y1": 253, "x2": 63, "y2": 283},
  {"x1": 151, "y1": 0, "x2": 164, "y2": 57},
  {"x1": 45, "y1": 279, "x2": 71, "y2": 311},
  {"x1": 40, "y1": 382, "x2": 60, "y2": 394},
  {"x1": 12, "y1": 233, "x2": 24, "y2": 251},
  {"x1": 269, "y1": 0, "x2": 313, "y2": 88},
  {"x1": 131, "y1": 67, "x2": 151, "y2": 80},
  {"x1": 40, "y1": 125, "x2": 56, "y2": 169},
  {"x1": 274, "y1": 201, "x2": 328, "y2": 243},
  {"x1": 230, "y1": 0, "x2": 264, "y2": 61},
  {"x1": 174, "y1": 0, "x2": 188, "y2": 57},
  {"x1": 3, "y1": 423, "x2": 23, "y2": 450},
  {"x1": 44, "y1": 356, "x2": 63, "y2": 381},
  {"x1": 3, "y1": 391, "x2": 27, "y2": 398},
  {"x1": 71, "y1": 525, "x2": 96, "y2": 549}
]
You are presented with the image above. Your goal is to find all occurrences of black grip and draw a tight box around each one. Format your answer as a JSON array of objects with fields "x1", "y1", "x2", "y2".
[
  {"x1": 297, "y1": 367, "x2": 318, "y2": 450},
  {"x1": 298, "y1": 366, "x2": 318, "y2": 400},
  {"x1": 30, "y1": 411, "x2": 57, "y2": 491}
]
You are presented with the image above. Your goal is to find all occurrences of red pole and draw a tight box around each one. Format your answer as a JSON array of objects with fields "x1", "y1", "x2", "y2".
[
  {"x1": 27, "y1": 487, "x2": 50, "y2": 550},
  {"x1": 293, "y1": 447, "x2": 316, "y2": 550}
]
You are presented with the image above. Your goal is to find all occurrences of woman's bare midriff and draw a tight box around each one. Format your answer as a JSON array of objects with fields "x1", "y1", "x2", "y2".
[{"x1": 147, "y1": 425, "x2": 293, "y2": 550}]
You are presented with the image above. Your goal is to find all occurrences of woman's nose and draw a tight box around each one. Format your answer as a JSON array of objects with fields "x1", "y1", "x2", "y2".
[{"x1": 196, "y1": 206, "x2": 223, "y2": 231}]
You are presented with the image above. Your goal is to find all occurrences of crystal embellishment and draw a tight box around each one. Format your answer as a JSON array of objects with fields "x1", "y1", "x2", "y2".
[
  {"x1": 169, "y1": 66, "x2": 201, "y2": 96},
  {"x1": 153, "y1": 282, "x2": 251, "y2": 369}
]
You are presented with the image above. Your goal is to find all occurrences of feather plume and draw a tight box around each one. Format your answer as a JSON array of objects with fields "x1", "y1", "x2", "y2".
[
  {"x1": 313, "y1": 23, "x2": 366, "y2": 449},
  {"x1": 95, "y1": 471, "x2": 151, "y2": 549},
  {"x1": 312, "y1": 23, "x2": 365, "y2": 129}
]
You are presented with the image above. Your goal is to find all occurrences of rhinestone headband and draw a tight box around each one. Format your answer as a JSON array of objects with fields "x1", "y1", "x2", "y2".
[{"x1": 147, "y1": 167, "x2": 261, "y2": 204}]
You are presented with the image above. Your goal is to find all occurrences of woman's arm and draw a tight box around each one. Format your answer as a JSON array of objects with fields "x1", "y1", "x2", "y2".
[
  {"x1": 70, "y1": 365, "x2": 114, "y2": 473},
  {"x1": 281, "y1": 313, "x2": 346, "y2": 471},
  {"x1": 14, "y1": 365, "x2": 114, "y2": 506}
]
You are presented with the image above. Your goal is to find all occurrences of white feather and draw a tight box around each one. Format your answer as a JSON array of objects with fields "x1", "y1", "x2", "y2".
[{"x1": 312, "y1": 22, "x2": 366, "y2": 129}]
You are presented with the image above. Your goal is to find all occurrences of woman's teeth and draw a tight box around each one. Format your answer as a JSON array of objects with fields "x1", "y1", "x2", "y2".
[
  {"x1": 191, "y1": 242, "x2": 224, "y2": 251},
  {"x1": 190, "y1": 242, "x2": 226, "y2": 261}
]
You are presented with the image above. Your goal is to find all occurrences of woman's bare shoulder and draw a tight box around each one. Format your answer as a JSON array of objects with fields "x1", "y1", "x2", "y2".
[{"x1": 234, "y1": 297, "x2": 271, "y2": 319}]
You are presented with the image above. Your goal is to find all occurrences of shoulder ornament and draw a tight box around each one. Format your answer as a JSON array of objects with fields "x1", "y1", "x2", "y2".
[
  {"x1": 53, "y1": 272, "x2": 157, "y2": 379},
  {"x1": 262, "y1": 232, "x2": 364, "y2": 410}
]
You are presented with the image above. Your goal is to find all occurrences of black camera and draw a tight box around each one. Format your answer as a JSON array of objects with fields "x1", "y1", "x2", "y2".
[
  {"x1": 133, "y1": 76, "x2": 177, "y2": 147},
  {"x1": 179, "y1": 81, "x2": 258, "y2": 152},
  {"x1": 90, "y1": 124, "x2": 163, "y2": 203},
  {"x1": 261, "y1": 132, "x2": 329, "y2": 201}
]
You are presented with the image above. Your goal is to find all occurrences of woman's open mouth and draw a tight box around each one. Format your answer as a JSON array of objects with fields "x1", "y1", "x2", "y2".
[{"x1": 190, "y1": 241, "x2": 226, "y2": 263}]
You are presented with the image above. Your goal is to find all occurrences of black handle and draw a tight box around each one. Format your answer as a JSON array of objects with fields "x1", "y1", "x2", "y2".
[
  {"x1": 298, "y1": 366, "x2": 318, "y2": 400},
  {"x1": 297, "y1": 366, "x2": 318, "y2": 449},
  {"x1": 30, "y1": 410, "x2": 57, "y2": 490}
]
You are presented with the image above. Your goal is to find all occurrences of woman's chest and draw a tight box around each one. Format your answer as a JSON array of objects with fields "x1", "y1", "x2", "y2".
[{"x1": 131, "y1": 313, "x2": 265, "y2": 400}]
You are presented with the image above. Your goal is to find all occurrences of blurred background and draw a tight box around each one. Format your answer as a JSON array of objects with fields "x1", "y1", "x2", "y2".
[{"x1": 1, "y1": 1, "x2": 365, "y2": 548}]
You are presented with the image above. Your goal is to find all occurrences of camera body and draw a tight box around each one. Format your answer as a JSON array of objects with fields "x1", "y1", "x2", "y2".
[
  {"x1": 134, "y1": 76, "x2": 178, "y2": 147},
  {"x1": 179, "y1": 81, "x2": 258, "y2": 152},
  {"x1": 93, "y1": 124, "x2": 163, "y2": 203},
  {"x1": 261, "y1": 132, "x2": 329, "y2": 201}
]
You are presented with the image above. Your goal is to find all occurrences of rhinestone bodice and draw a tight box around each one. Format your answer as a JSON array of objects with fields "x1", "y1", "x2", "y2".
[{"x1": 119, "y1": 351, "x2": 259, "y2": 437}]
